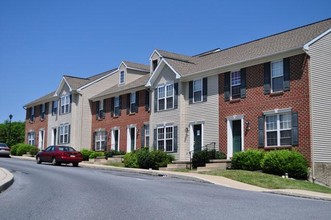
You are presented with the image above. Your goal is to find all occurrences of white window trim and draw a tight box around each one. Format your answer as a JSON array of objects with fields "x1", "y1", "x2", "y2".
[
  {"x1": 126, "y1": 125, "x2": 136, "y2": 153},
  {"x1": 145, "y1": 124, "x2": 150, "y2": 147},
  {"x1": 193, "y1": 79, "x2": 203, "y2": 103},
  {"x1": 111, "y1": 128, "x2": 120, "y2": 151},
  {"x1": 119, "y1": 71, "x2": 125, "y2": 84},
  {"x1": 230, "y1": 70, "x2": 241, "y2": 100},
  {"x1": 61, "y1": 95, "x2": 70, "y2": 114},
  {"x1": 271, "y1": 60, "x2": 284, "y2": 93},
  {"x1": 130, "y1": 92, "x2": 136, "y2": 113},
  {"x1": 189, "y1": 122, "x2": 204, "y2": 155},
  {"x1": 114, "y1": 96, "x2": 120, "y2": 116},
  {"x1": 28, "y1": 131, "x2": 35, "y2": 146},
  {"x1": 95, "y1": 130, "x2": 106, "y2": 151},
  {"x1": 157, "y1": 84, "x2": 174, "y2": 111},
  {"x1": 157, "y1": 125, "x2": 174, "y2": 152},
  {"x1": 59, "y1": 124, "x2": 70, "y2": 144},
  {"x1": 226, "y1": 115, "x2": 245, "y2": 159},
  {"x1": 265, "y1": 112, "x2": 292, "y2": 147}
]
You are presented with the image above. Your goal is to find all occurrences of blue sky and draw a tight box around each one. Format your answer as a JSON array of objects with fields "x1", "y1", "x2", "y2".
[{"x1": 0, "y1": 0, "x2": 330, "y2": 122}]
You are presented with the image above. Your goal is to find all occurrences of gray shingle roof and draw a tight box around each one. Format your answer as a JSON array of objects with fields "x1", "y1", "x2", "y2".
[
  {"x1": 123, "y1": 61, "x2": 149, "y2": 72},
  {"x1": 24, "y1": 91, "x2": 56, "y2": 107},
  {"x1": 159, "y1": 18, "x2": 331, "y2": 76}
]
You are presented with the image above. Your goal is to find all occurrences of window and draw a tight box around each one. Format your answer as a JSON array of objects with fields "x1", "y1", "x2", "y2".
[
  {"x1": 52, "y1": 100, "x2": 58, "y2": 116},
  {"x1": 158, "y1": 84, "x2": 174, "y2": 111},
  {"x1": 157, "y1": 126, "x2": 174, "y2": 152},
  {"x1": 95, "y1": 131, "x2": 107, "y2": 151},
  {"x1": 61, "y1": 95, "x2": 70, "y2": 114},
  {"x1": 145, "y1": 125, "x2": 150, "y2": 147},
  {"x1": 130, "y1": 92, "x2": 136, "y2": 114},
  {"x1": 193, "y1": 79, "x2": 202, "y2": 102},
  {"x1": 28, "y1": 132, "x2": 35, "y2": 146},
  {"x1": 266, "y1": 113, "x2": 292, "y2": 146},
  {"x1": 271, "y1": 60, "x2": 284, "y2": 92},
  {"x1": 29, "y1": 107, "x2": 35, "y2": 121},
  {"x1": 119, "y1": 71, "x2": 125, "y2": 84},
  {"x1": 40, "y1": 103, "x2": 46, "y2": 120},
  {"x1": 231, "y1": 71, "x2": 241, "y2": 99},
  {"x1": 112, "y1": 129, "x2": 120, "y2": 151},
  {"x1": 152, "y1": 60, "x2": 158, "y2": 71},
  {"x1": 59, "y1": 124, "x2": 70, "y2": 144},
  {"x1": 96, "y1": 100, "x2": 105, "y2": 119},
  {"x1": 114, "y1": 96, "x2": 120, "y2": 117}
]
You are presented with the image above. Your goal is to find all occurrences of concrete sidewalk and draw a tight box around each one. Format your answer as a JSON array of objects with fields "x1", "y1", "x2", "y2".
[
  {"x1": 2, "y1": 156, "x2": 331, "y2": 201},
  {"x1": 0, "y1": 167, "x2": 14, "y2": 193}
]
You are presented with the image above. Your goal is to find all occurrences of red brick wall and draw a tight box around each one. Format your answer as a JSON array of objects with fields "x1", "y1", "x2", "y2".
[
  {"x1": 91, "y1": 90, "x2": 150, "y2": 152},
  {"x1": 219, "y1": 54, "x2": 311, "y2": 163},
  {"x1": 25, "y1": 104, "x2": 49, "y2": 149}
]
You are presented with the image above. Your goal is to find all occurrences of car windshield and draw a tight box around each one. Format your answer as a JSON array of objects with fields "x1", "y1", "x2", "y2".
[
  {"x1": 0, "y1": 143, "x2": 8, "y2": 147},
  {"x1": 58, "y1": 146, "x2": 76, "y2": 152}
]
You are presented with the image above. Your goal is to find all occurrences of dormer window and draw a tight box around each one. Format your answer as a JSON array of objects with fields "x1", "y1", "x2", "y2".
[
  {"x1": 152, "y1": 59, "x2": 158, "y2": 71},
  {"x1": 119, "y1": 71, "x2": 125, "y2": 84}
]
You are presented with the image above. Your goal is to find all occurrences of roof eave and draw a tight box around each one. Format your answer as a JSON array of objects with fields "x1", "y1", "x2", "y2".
[
  {"x1": 303, "y1": 28, "x2": 331, "y2": 52},
  {"x1": 145, "y1": 59, "x2": 181, "y2": 87}
]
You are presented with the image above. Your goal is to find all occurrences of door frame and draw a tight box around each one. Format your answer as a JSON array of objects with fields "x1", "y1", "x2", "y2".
[
  {"x1": 38, "y1": 129, "x2": 45, "y2": 150},
  {"x1": 226, "y1": 115, "x2": 245, "y2": 159},
  {"x1": 126, "y1": 125, "x2": 136, "y2": 153},
  {"x1": 51, "y1": 127, "x2": 57, "y2": 145},
  {"x1": 111, "y1": 127, "x2": 120, "y2": 151},
  {"x1": 189, "y1": 121, "x2": 204, "y2": 155}
]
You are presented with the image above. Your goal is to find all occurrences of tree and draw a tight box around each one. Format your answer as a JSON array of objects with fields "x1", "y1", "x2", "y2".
[{"x1": 0, "y1": 120, "x2": 25, "y2": 146}]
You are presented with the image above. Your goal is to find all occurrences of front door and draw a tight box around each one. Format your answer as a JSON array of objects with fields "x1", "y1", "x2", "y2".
[
  {"x1": 130, "y1": 127, "x2": 135, "y2": 152},
  {"x1": 193, "y1": 124, "x2": 202, "y2": 152},
  {"x1": 38, "y1": 130, "x2": 44, "y2": 150},
  {"x1": 232, "y1": 120, "x2": 242, "y2": 154},
  {"x1": 114, "y1": 130, "x2": 119, "y2": 151}
]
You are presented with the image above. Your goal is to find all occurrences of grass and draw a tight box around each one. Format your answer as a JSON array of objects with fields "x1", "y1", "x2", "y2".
[{"x1": 202, "y1": 170, "x2": 331, "y2": 194}]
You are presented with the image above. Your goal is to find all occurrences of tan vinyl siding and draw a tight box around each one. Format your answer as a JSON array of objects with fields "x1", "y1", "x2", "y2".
[{"x1": 309, "y1": 32, "x2": 331, "y2": 163}]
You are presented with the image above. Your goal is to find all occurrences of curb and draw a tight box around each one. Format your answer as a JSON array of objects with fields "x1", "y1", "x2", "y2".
[{"x1": 0, "y1": 168, "x2": 14, "y2": 193}]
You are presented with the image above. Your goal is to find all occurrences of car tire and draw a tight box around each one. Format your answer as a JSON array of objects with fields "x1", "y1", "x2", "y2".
[
  {"x1": 36, "y1": 157, "x2": 42, "y2": 164},
  {"x1": 72, "y1": 162, "x2": 79, "y2": 167},
  {"x1": 52, "y1": 157, "x2": 59, "y2": 166}
]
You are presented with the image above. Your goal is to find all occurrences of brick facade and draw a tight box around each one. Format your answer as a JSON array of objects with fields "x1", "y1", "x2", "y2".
[
  {"x1": 219, "y1": 53, "x2": 312, "y2": 163},
  {"x1": 91, "y1": 90, "x2": 150, "y2": 152},
  {"x1": 25, "y1": 103, "x2": 49, "y2": 150}
]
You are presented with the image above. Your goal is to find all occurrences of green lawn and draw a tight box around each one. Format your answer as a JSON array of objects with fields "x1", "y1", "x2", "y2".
[{"x1": 202, "y1": 170, "x2": 331, "y2": 194}]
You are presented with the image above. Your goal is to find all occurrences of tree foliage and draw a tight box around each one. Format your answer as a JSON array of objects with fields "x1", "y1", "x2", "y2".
[{"x1": 0, "y1": 120, "x2": 25, "y2": 146}]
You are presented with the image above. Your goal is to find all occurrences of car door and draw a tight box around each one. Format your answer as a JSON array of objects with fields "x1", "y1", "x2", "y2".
[{"x1": 42, "y1": 146, "x2": 54, "y2": 162}]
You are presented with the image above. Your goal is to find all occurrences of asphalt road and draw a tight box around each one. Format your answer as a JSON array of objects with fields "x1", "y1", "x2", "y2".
[{"x1": 0, "y1": 158, "x2": 330, "y2": 220}]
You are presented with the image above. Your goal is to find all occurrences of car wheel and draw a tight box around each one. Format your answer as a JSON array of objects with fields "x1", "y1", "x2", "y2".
[
  {"x1": 72, "y1": 162, "x2": 79, "y2": 167},
  {"x1": 36, "y1": 157, "x2": 42, "y2": 164},
  {"x1": 52, "y1": 157, "x2": 59, "y2": 166}
]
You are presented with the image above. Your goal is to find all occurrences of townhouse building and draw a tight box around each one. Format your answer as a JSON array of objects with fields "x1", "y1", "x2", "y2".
[
  {"x1": 90, "y1": 61, "x2": 150, "y2": 152},
  {"x1": 24, "y1": 18, "x2": 331, "y2": 185}
]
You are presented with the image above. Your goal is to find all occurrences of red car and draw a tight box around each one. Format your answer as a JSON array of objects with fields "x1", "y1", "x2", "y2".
[{"x1": 36, "y1": 146, "x2": 83, "y2": 167}]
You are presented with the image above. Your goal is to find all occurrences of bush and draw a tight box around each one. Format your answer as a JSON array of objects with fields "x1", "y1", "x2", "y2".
[
  {"x1": 105, "y1": 150, "x2": 126, "y2": 158},
  {"x1": 231, "y1": 149, "x2": 265, "y2": 171},
  {"x1": 261, "y1": 150, "x2": 308, "y2": 179},
  {"x1": 124, "y1": 148, "x2": 174, "y2": 170},
  {"x1": 89, "y1": 151, "x2": 104, "y2": 159},
  {"x1": 16, "y1": 144, "x2": 35, "y2": 156},
  {"x1": 80, "y1": 149, "x2": 94, "y2": 161},
  {"x1": 29, "y1": 147, "x2": 39, "y2": 156},
  {"x1": 192, "y1": 150, "x2": 226, "y2": 169},
  {"x1": 10, "y1": 144, "x2": 21, "y2": 155},
  {"x1": 123, "y1": 151, "x2": 139, "y2": 168}
]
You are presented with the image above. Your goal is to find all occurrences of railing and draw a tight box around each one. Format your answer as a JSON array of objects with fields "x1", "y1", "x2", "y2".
[{"x1": 188, "y1": 142, "x2": 217, "y2": 170}]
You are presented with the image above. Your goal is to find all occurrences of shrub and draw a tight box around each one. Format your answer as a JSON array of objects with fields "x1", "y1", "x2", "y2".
[
  {"x1": 192, "y1": 150, "x2": 226, "y2": 169},
  {"x1": 80, "y1": 149, "x2": 94, "y2": 161},
  {"x1": 89, "y1": 151, "x2": 104, "y2": 159},
  {"x1": 104, "y1": 150, "x2": 126, "y2": 158},
  {"x1": 16, "y1": 144, "x2": 35, "y2": 156},
  {"x1": 231, "y1": 149, "x2": 265, "y2": 171},
  {"x1": 147, "y1": 149, "x2": 174, "y2": 169},
  {"x1": 29, "y1": 147, "x2": 39, "y2": 156},
  {"x1": 10, "y1": 144, "x2": 21, "y2": 155},
  {"x1": 123, "y1": 151, "x2": 139, "y2": 168},
  {"x1": 261, "y1": 150, "x2": 308, "y2": 179}
]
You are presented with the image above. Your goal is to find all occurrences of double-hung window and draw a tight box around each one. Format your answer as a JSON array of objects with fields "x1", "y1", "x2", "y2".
[
  {"x1": 28, "y1": 132, "x2": 35, "y2": 145},
  {"x1": 266, "y1": 113, "x2": 292, "y2": 146},
  {"x1": 130, "y1": 92, "x2": 136, "y2": 113},
  {"x1": 59, "y1": 124, "x2": 70, "y2": 144},
  {"x1": 145, "y1": 125, "x2": 150, "y2": 147},
  {"x1": 95, "y1": 131, "x2": 106, "y2": 151},
  {"x1": 41, "y1": 104, "x2": 46, "y2": 120},
  {"x1": 119, "y1": 71, "x2": 125, "y2": 84},
  {"x1": 61, "y1": 95, "x2": 70, "y2": 114},
  {"x1": 114, "y1": 96, "x2": 120, "y2": 117},
  {"x1": 158, "y1": 84, "x2": 174, "y2": 111},
  {"x1": 193, "y1": 79, "x2": 202, "y2": 102},
  {"x1": 157, "y1": 126, "x2": 174, "y2": 152},
  {"x1": 52, "y1": 100, "x2": 58, "y2": 116},
  {"x1": 271, "y1": 60, "x2": 284, "y2": 92},
  {"x1": 30, "y1": 107, "x2": 35, "y2": 121},
  {"x1": 231, "y1": 71, "x2": 241, "y2": 99}
]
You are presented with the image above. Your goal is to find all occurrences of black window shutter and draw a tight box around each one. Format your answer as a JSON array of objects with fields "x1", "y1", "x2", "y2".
[
  {"x1": 145, "y1": 90, "x2": 150, "y2": 111},
  {"x1": 59, "y1": 98, "x2": 62, "y2": 115},
  {"x1": 174, "y1": 126, "x2": 178, "y2": 152},
  {"x1": 135, "y1": 91, "x2": 139, "y2": 113},
  {"x1": 153, "y1": 128, "x2": 157, "y2": 150},
  {"x1": 33, "y1": 106, "x2": 37, "y2": 121},
  {"x1": 119, "y1": 96, "x2": 122, "y2": 116},
  {"x1": 126, "y1": 94, "x2": 130, "y2": 115},
  {"x1": 240, "y1": 68, "x2": 246, "y2": 98},
  {"x1": 264, "y1": 62, "x2": 271, "y2": 94},
  {"x1": 283, "y1": 58, "x2": 290, "y2": 91},
  {"x1": 110, "y1": 98, "x2": 114, "y2": 117},
  {"x1": 292, "y1": 112, "x2": 298, "y2": 146},
  {"x1": 51, "y1": 101, "x2": 55, "y2": 115},
  {"x1": 154, "y1": 88, "x2": 158, "y2": 113},
  {"x1": 103, "y1": 131, "x2": 108, "y2": 151},
  {"x1": 224, "y1": 72, "x2": 230, "y2": 101},
  {"x1": 96, "y1": 101, "x2": 100, "y2": 119},
  {"x1": 58, "y1": 127, "x2": 61, "y2": 144},
  {"x1": 103, "y1": 99, "x2": 106, "y2": 119},
  {"x1": 68, "y1": 125, "x2": 71, "y2": 144},
  {"x1": 92, "y1": 132, "x2": 96, "y2": 151},
  {"x1": 174, "y1": 83, "x2": 178, "y2": 109},
  {"x1": 258, "y1": 116, "x2": 265, "y2": 147},
  {"x1": 69, "y1": 94, "x2": 72, "y2": 113},
  {"x1": 45, "y1": 103, "x2": 49, "y2": 115},
  {"x1": 141, "y1": 125, "x2": 145, "y2": 147},
  {"x1": 203, "y1": 78, "x2": 208, "y2": 102},
  {"x1": 189, "y1": 81, "x2": 193, "y2": 104}
]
